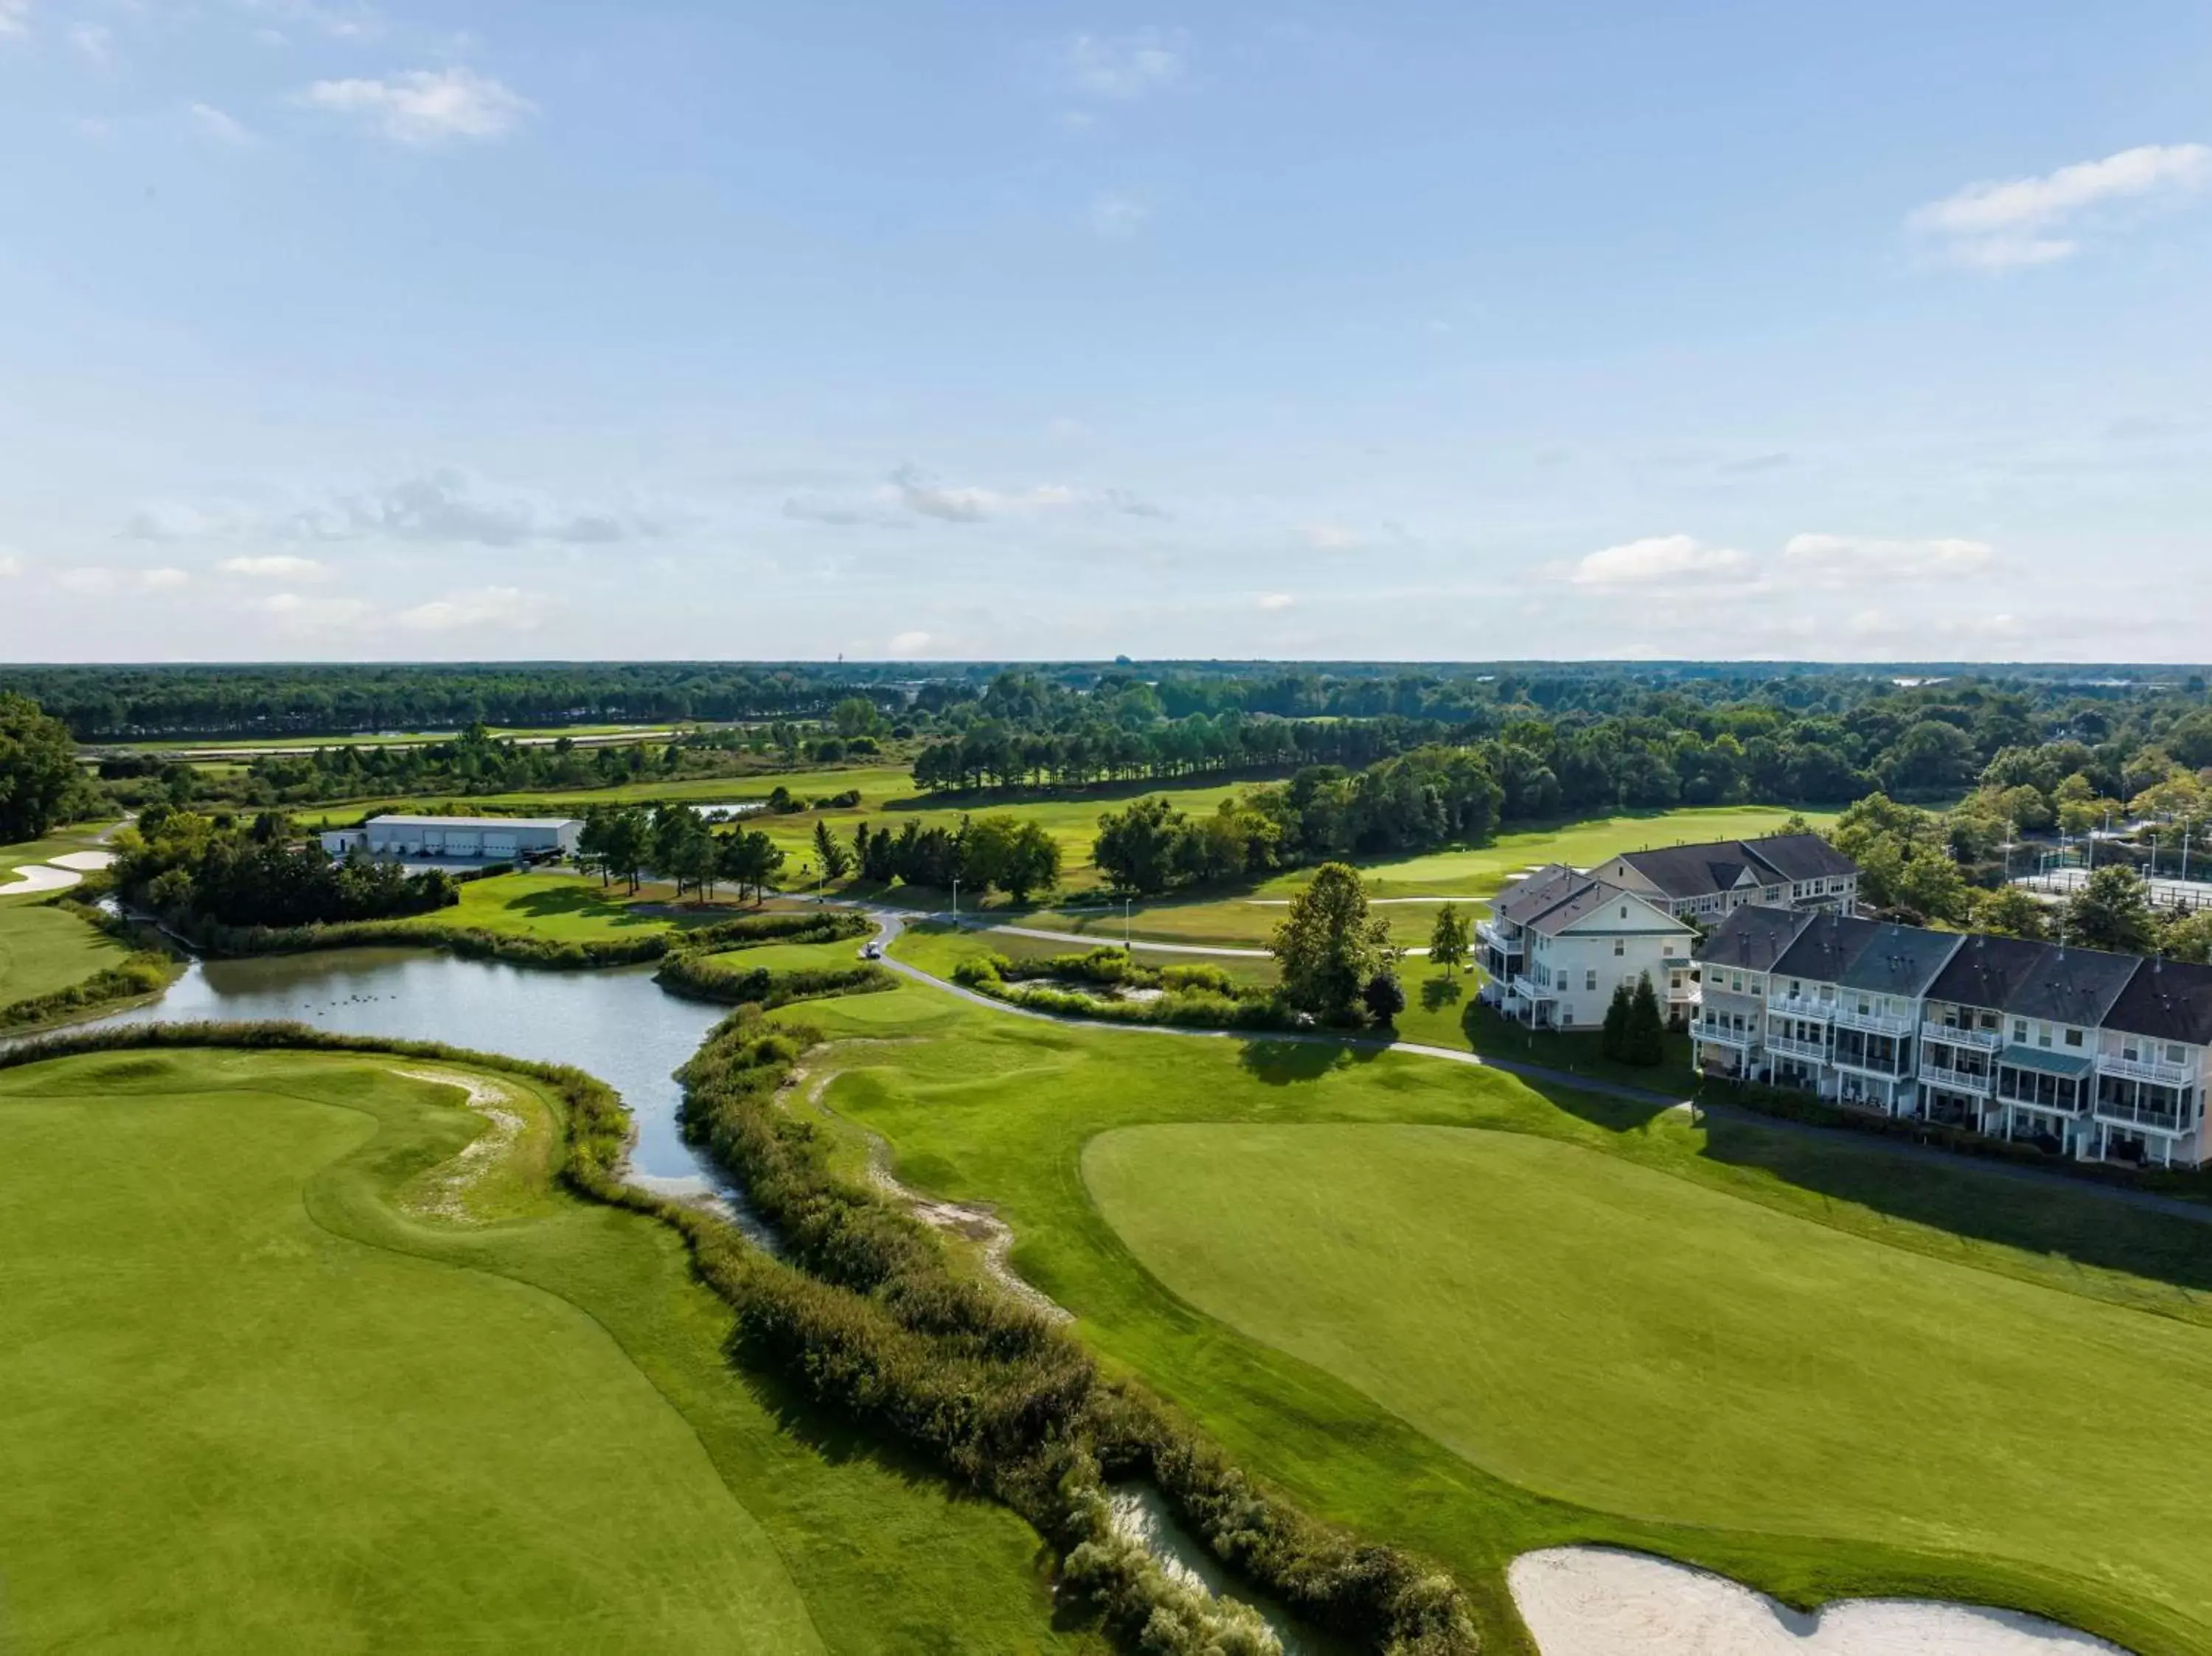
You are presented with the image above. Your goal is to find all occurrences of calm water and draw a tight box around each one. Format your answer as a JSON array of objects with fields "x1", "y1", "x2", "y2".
[{"x1": 83, "y1": 949, "x2": 731, "y2": 1186}]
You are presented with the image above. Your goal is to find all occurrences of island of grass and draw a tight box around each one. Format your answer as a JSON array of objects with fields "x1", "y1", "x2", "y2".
[
  {"x1": 0, "y1": 1045, "x2": 1092, "y2": 1653},
  {"x1": 780, "y1": 972, "x2": 2212, "y2": 1655}
]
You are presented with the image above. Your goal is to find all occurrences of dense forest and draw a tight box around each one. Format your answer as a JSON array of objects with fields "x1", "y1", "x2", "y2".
[{"x1": 13, "y1": 658, "x2": 2204, "y2": 742}]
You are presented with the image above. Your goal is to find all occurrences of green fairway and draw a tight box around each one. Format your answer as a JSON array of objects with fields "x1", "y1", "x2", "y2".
[
  {"x1": 401, "y1": 869, "x2": 683, "y2": 940},
  {"x1": 700, "y1": 936, "x2": 873, "y2": 972},
  {"x1": 0, "y1": 1048, "x2": 1089, "y2": 1655},
  {"x1": 785, "y1": 972, "x2": 2212, "y2": 1653},
  {"x1": 1086, "y1": 1121, "x2": 2212, "y2": 1626},
  {"x1": 0, "y1": 897, "x2": 133, "y2": 1007}
]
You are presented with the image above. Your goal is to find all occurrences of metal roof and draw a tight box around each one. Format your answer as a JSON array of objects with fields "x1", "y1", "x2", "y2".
[
  {"x1": 1996, "y1": 1043, "x2": 2094, "y2": 1079},
  {"x1": 367, "y1": 814, "x2": 582, "y2": 830}
]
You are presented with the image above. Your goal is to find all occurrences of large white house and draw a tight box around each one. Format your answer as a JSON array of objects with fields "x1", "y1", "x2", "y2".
[
  {"x1": 1694, "y1": 905, "x2": 2212, "y2": 1169},
  {"x1": 1587, "y1": 832, "x2": 1860, "y2": 921},
  {"x1": 1478, "y1": 863, "x2": 1697, "y2": 1031},
  {"x1": 321, "y1": 814, "x2": 582, "y2": 863}
]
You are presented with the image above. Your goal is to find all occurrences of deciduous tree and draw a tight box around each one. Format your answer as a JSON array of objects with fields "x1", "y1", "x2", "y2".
[{"x1": 1270, "y1": 863, "x2": 1391, "y2": 1018}]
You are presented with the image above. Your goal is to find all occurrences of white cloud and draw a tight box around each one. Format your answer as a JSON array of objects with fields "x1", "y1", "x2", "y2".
[
  {"x1": 219, "y1": 554, "x2": 332, "y2": 580},
  {"x1": 1258, "y1": 592, "x2": 1295, "y2": 611},
  {"x1": 1065, "y1": 29, "x2": 1187, "y2": 100},
  {"x1": 1781, "y1": 533, "x2": 1996, "y2": 583},
  {"x1": 299, "y1": 66, "x2": 531, "y2": 145},
  {"x1": 1909, "y1": 143, "x2": 2212, "y2": 269},
  {"x1": 0, "y1": 552, "x2": 22, "y2": 578},
  {"x1": 70, "y1": 22, "x2": 110, "y2": 65},
  {"x1": 0, "y1": 0, "x2": 29, "y2": 40},
  {"x1": 1088, "y1": 191, "x2": 1151, "y2": 240},
  {"x1": 393, "y1": 585, "x2": 543, "y2": 633},
  {"x1": 881, "y1": 467, "x2": 1156, "y2": 524},
  {"x1": 1566, "y1": 534, "x2": 1748, "y2": 589},
  {"x1": 258, "y1": 592, "x2": 375, "y2": 635},
  {"x1": 893, "y1": 467, "x2": 996, "y2": 523},
  {"x1": 1301, "y1": 523, "x2": 1360, "y2": 551},
  {"x1": 304, "y1": 470, "x2": 653, "y2": 546},
  {"x1": 188, "y1": 102, "x2": 254, "y2": 145},
  {"x1": 888, "y1": 629, "x2": 933, "y2": 657},
  {"x1": 52, "y1": 566, "x2": 189, "y2": 595}
]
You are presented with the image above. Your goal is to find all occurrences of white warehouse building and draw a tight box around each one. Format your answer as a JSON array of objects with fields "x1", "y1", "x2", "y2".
[{"x1": 321, "y1": 814, "x2": 582, "y2": 863}]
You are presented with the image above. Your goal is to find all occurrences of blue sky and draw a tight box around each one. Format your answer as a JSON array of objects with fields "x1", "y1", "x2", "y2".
[{"x1": 1, "y1": 1, "x2": 2208, "y2": 663}]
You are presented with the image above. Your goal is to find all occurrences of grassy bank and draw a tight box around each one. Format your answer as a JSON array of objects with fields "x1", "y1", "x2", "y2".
[
  {"x1": 778, "y1": 973, "x2": 2212, "y2": 1655},
  {"x1": 0, "y1": 1041, "x2": 1091, "y2": 1652}
]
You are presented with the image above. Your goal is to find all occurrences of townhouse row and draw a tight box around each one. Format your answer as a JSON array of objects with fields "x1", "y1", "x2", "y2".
[
  {"x1": 1693, "y1": 905, "x2": 2212, "y2": 1169},
  {"x1": 1479, "y1": 832, "x2": 1860, "y2": 1034}
]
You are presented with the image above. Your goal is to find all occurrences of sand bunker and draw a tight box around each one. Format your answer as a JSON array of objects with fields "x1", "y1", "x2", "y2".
[
  {"x1": 1509, "y1": 1548, "x2": 2124, "y2": 1656},
  {"x1": 0, "y1": 863, "x2": 83, "y2": 894},
  {"x1": 45, "y1": 851, "x2": 116, "y2": 872}
]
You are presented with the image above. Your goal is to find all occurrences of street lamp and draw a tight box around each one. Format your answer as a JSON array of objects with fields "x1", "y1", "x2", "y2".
[
  {"x1": 950, "y1": 877, "x2": 961, "y2": 925},
  {"x1": 1124, "y1": 896, "x2": 1133, "y2": 956}
]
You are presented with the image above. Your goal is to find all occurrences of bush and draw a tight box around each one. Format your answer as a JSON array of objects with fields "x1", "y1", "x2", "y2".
[
  {"x1": 0, "y1": 952, "x2": 176, "y2": 1032},
  {"x1": 655, "y1": 956, "x2": 893, "y2": 1008}
]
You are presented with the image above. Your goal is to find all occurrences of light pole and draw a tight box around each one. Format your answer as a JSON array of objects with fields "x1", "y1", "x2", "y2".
[
  {"x1": 1123, "y1": 896, "x2": 1132, "y2": 956},
  {"x1": 950, "y1": 877, "x2": 960, "y2": 925}
]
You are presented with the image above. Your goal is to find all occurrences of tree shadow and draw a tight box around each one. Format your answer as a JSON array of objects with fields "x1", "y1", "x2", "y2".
[
  {"x1": 1237, "y1": 1039, "x2": 1354, "y2": 1085},
  {"x1": 1419, "y1": 975, "x2": 1464, "y2": 1013},
  {"x1": 509, "y1": 886, "x2": 667, "y2": 929}
]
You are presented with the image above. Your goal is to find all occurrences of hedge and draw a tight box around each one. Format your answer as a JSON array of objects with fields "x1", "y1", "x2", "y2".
[
  {"x1": 0, "y1": 953, "x2": 178, "y2": 1034},
  {"x1": 952, "y1": 949, "x2": 1324, "y2": 1036}
]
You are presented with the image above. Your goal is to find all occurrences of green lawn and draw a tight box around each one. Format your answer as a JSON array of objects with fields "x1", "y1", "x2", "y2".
[
  {"x1": 701, "y1": 937, "x2": 874, "y2": 973},
  {"x1": 1088, "y1": 1121, "x2": 2212, "y2": 1627},
  {"x1": 0, "y1": 897, "x2": 133, "y2": 1008},
  {"x1": 400, "y1": 870, "x2": 684, "y2": 940},
  {"x1": 0, "y1": 1048, "x2": 1088, "y2": 1654},
  {"x1": 782, "y1": 974, "x2": 2212, "y2": 1655}
]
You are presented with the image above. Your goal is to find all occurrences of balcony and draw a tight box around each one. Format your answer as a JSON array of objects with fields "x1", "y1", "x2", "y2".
[
  {"x1": 2099, "y1": 1052, "x2": 2198, "y2": 1088},
  {"x1": 2094, "y1": 1095, "x2": 2188, "y2": 1135},
  {"x1": 1831, "y1": 1051, "x2": 1915, "y2": 1081},
  {"x1": 1919, "y1": 1057, "x2": 1995, "y2": 1095},
  {"x1": 1922, "y1": 1020, "x2": 2003, "y2": 1051},
  {"x1": 1694, "y1": 1020, "x2": 1756, "y2": 1049},
  {"x1": 1475, "y1": 919, "x2": 1521, "y2": 956},
  {"x1": 1764, "y1": 1031, "x2": 1829, "y2": 1063},
  {"x1": 1509, "y1": 973, "x2": 1554, "y2": 1004},
  {"x1": 1768, "y1": 992, "x2": 1833, "y2": 1022},
  {"x1": 1833, "y1": 1004, "x2": 1916, "y2": 1038}
]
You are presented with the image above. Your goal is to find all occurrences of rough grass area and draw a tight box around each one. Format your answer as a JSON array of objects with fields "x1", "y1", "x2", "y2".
[
  {"x1": 779, "y1": 977, "x2": 2212, "y2": 1656},
  {"x1": 1085, "y1": 1120, "x2": 2212, "y2": 1639},
  {"x1": 396, "y1": 869, "x2": 683, "y2": 942},
  {"x1": 0, "y1": 1048, "x2": 1092, "y2": 1655}
]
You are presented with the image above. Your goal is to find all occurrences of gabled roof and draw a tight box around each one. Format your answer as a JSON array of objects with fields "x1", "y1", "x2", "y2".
[
  {"x1": 1610, "y1": 832, "x2": 1858, "y2": 900},
  {"x1": 1837, "y1": 922, "x2": 1962, "y2": 998},
  {"x1": 1694, "y1": 905, "x2": 1815, "y2": 974},
  {"x1": 1492, "y1": 864, "x2": 1584, "y2": 927},
  {"x1": 2104, "y1": 959, "x2": 2212, "y2": 1047},
  {"x1": 1770, "y1": 912, "x2": 1884, "y2": 986},
  {"x1": 1924, "y1": 933, "x2": 2054, "y2": 1015},
  {"x1": 2007, "y1": 946, "x2": 2141, "y2": 1029},
  {"x1": 1743, "y1": 832, "x2": 1861, "y2": 884},
  {"x1": 1492, "y1": 863, "x2": 1688, "y2": 939}
]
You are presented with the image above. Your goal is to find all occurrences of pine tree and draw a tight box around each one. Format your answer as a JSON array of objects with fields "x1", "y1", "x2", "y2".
[
  {"x1": 1601, "y1": 982, "x2": 1632, "y2": 1062},
  {"x1": 1627, "y1": 973, "x2": 1668, "y2": 1067}
]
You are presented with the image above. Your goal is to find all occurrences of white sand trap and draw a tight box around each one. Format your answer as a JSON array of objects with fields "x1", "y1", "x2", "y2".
[
  {"x1": 46, "y1": 850, "x2": 116, "y2": 872},
  {"x1": 0, "y1": 863, "x2": 83, "y2": 894},
  {"x1": 1509, "y1": 1548, "x2": 2126, "y2": 1656}
]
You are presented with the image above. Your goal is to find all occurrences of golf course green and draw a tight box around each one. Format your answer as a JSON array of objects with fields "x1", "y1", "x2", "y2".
[
  {"x1": 0, "y1": 1046, "x2": 1085, "y2": 1654},
  {"x1": 1085, "y1": 1121, "x2": 2212, "y2": 1631}
]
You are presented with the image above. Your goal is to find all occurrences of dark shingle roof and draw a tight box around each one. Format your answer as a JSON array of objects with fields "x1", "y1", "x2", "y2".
[
  {"x1": 1614, "y1": 833, "x2": 1859, "y2": 900},
  {"x1": 1493, "y1": 864, "x2": 1585, "y2": 927},
  {"x1": 1837, "y1": 922, "x2": 1963, "y2": 998},
  {"x1": 1694, "y1": 905, "x2": 1815, "y2": 973},
  {"x1": 1770, "y1": 912, "x2": 1884, "y2": 985},
  {"x1": 1924, "y1": 934, "x2": 2056, "y2": 1015},
  {"x1": 1744, "y1": 832, "x2": 1860, "y2": 884},
  {"x1": 2101, "y1": 958, "x2": 2212, "y2": 1046},
  {"x1": 1614, "y1": 842, "x2": 1768, "y2": 900},
  {"x1": 2006, "y1": 946, "x2": 2141, "y2": 1029}
]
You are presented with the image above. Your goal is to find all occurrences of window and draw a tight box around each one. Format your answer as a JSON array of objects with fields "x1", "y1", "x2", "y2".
[
  {"x1": 2168, "y1": 1043, "x2": 2188, "y2": 1064},
  {"x1": 1731, "y1": 972, "x2": 1743, "y2": 992},
  {"x1": 2063, "y1": 1028, "x2": 2083, "y2": 1048},
  {"x1": 1619, "y1": 905, "x2": 1628, "y2": 919},
  {"x1": 2013, "y1": 1020, "x2": 2028, "y2": 1043},
  {"x1": 2037, "y1": 1024, "x2": 2053, "y2": 1050},
  {"x1": 1585, "y1": 969, "x2": 1598, "y2": 992},
  {"x1": 1615, "y1": 938, "x2": 1626, "y2": 956}
]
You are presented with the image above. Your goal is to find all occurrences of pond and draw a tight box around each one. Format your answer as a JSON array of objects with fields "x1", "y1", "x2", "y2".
[{"x1": 80, "y1": 949, "x2": 732, "y2": 1191}]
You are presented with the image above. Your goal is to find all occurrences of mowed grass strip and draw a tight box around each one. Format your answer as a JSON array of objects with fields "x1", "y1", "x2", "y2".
[
  {"x1": 0, "y1": 1049, "x2": 1090, "y2": 1655},
  {"x1": 0, "y1": 897, "x2": 134, "y2": 1006},
  {"x1": 1083, "y1": 1121, "x2": 2212, "y2": 1639}
]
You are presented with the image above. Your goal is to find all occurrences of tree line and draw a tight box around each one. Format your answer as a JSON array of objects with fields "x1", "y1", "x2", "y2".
[{"x1": 111, "y1": 805, "x2": 458, "y2": 930}]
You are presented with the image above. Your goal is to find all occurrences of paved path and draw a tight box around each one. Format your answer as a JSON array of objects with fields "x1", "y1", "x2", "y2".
[{"x1": 861, "y1": 907, "x2": 2212, "y2": 1231}]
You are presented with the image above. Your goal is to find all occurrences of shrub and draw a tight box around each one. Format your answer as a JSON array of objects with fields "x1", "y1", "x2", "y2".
[{"x1": 0, "y1": 952, "x2": 176, "y2": 1032}]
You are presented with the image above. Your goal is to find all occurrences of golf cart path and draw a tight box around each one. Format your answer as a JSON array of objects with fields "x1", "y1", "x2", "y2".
[{"x1": 862, "y1": 908, "x2": 2212, "y2": 1231}]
